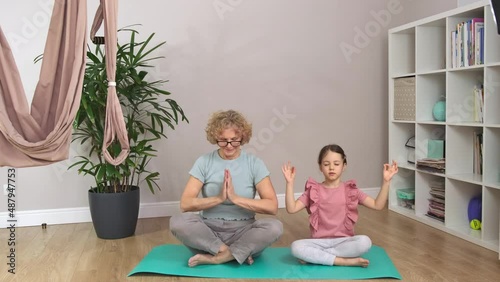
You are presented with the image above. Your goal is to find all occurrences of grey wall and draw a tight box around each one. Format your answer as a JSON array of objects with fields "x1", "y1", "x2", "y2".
[
  {"x1": 0, "y1": 0, "x2": 456, "y2": 217},
  {"x1": 458, "y1": 0, "x2": 482, "y2": 7}
]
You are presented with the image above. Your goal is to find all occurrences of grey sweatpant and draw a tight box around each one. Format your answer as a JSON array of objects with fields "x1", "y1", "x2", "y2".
[
  {"x1": 291, "y1": 235, "x2": 372, "y2": 265},
  {"x1": 169, "y1": 213, "x2": 283, "y2": 264}
]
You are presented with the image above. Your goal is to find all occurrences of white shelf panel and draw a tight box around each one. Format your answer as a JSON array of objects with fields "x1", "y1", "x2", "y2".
[
  {"x1": 485, "y1": 62, "x2": 500, "y2": 67},
  {"x1": 447, "y1": 122, "x2": 484, "y2": 127},
  {"x1": 391, "y1": 73, "x2": 416, "y2": 79},
  {"x1": 417, "y1": 121, "x2": 446, "y2": 125},
  {"x1": 448, "y1": 65, "x2": 484, "y2": 72},
  {"x1": 446, "y1": 173, "x2": 483, "y2": 185},
  {"x1": 390, "y1": 120, "x2": 416, "y2": 124},
  {"x1": 415, "y1": 169, "x2": 445, "y2": 178},
  {"x1": 484, "y1": 183, "x2": 500, "y2": 189},
  {"x1": 484, "y1": 124, "x2": 500, "y2": 128},
  {"x1": 447, "y1": 224, "x2": 482, "y2": 239},
  {"x1": 398, "y1": 162, "x2": 416, "y2": 171},
  {"x1": 417, "y1": 69, "x2": 446, "y2": 75}
]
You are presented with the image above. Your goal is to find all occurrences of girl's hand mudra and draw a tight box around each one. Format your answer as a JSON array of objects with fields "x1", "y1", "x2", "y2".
[
  {"x1": 383, "y1": 160, "x2": 399, "y2": 182},
  {"x1": 281, "y1": 161, "x2": 296, "y2": 183}
]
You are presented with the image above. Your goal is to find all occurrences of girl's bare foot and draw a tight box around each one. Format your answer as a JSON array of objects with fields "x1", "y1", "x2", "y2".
[
  {"x1": 298, "y1": 259, "x2": 307, "y2": 264},
  {"x1": 246, "y1": 256, "x2": 254, "y2": 265},
  {"x1": 334, "y1": 257, "x2": 370, "y2": 267}
]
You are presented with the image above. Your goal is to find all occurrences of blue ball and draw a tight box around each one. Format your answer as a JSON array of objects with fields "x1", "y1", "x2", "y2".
[
  {"x1": 433, "y1": 101, "x2": 446, "y2": 121},
  {"x1": 468, "y1": 196, "x2": 482, "y2": 222}
]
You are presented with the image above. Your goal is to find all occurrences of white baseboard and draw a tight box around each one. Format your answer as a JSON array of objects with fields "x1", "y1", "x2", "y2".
[
  {"x1": 0, "y1": 202, "x2": 183, "y2": 228},
  {"x1": 0, "y1": 207, "x2": 92, "y2": 228},
  {"x1": 0, "y1": 187, "x2": 379, "y2": 228},
  {"x1": 138, "y1": 201, "x2": 182, "y2": 218}
]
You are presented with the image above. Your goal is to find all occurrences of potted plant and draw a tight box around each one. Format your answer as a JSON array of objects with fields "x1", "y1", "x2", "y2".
[{"x1": 69, "y1": 26, "x2": 188, "y2": 239}]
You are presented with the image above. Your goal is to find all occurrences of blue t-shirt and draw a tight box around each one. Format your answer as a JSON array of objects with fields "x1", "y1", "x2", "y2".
[{"x1": 189, "y1": 149, "x2": 270, "y2": 220}]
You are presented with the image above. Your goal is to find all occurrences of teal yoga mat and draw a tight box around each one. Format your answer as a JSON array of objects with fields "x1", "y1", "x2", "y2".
[{"x1": 128, "y1": 244, "x2": 402, "y2": 280}]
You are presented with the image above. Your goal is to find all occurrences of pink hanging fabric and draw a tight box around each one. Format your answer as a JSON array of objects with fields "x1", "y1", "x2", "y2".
[
  {"x1": 0, "y1": 0, "x2": 129, "y2": 168},
  {"x1": 90, "y1": 0, "x2": 129, "y2": 166}
]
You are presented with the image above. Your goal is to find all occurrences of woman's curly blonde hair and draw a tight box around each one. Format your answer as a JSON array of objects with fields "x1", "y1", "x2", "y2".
[{"x1": 205, "y1": 110, "x2": 253, "y2": 145}]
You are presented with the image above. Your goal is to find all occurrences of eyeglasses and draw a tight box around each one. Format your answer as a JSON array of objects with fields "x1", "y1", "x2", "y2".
[{"x1": 217, "y1": 140, "x2": 242, "y2": 147}]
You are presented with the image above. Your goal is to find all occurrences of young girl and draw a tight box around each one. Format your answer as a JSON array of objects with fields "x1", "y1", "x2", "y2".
[{"x1": 281, "y1": 144, "x2": 398, "y2": 267}]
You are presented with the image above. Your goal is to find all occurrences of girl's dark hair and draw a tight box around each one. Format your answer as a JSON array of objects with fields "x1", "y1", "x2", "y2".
[{"x1": 317, "y1": 144, "x2": 347, "y2": 165}]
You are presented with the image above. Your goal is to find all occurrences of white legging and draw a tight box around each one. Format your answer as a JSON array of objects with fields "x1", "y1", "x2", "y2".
[{"x1": 291, "y1": 235, "x2": 372, "y2": 266}]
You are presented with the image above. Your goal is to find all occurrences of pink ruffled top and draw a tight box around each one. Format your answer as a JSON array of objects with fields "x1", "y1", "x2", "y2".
[{"x1": 298, "y1": 177, "x2": 368, "y2": 238}]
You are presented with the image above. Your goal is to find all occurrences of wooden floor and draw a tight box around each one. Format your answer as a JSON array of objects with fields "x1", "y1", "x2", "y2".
[{"x1": 1, "y1": 206, "x2": 500, "y2": 282}]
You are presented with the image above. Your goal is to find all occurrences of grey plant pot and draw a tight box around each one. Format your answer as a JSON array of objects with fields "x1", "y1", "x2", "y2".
[{"x1": 88, "y1": 186, "x2": 140, "y2": 239}]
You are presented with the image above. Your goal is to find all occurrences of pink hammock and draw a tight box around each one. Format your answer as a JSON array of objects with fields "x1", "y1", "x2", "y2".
[{"x1": 0, "y1": 0, "x2": 129, "y2": 168}]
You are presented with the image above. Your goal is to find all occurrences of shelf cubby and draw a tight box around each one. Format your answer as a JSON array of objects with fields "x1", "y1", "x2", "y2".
[
  {"x1": 446, "y1": 125, "x2": 483, "y2": 181},
  {"x1": 482, "y1": 187, "x2": 500, "y2": 250},
  {"x1": 390, "y1": 168, "x2": 415, "y2": 211},
  {"x1": 389, "y1": 28, "x2": 415, "y2": 77},
  {"x1": 483, "y1": 127, "x2": 500, "y2": 186},
  {"x1": 484, "y1": 66, "x2": 500, "y2": 124},
  {"x1": 485, "y1": 5, "x2": 500, "y2": 64},
  {"x1": 415, "y1": 172, "x2": 445, "y2": 219},
  {"x1": 415, "y1": 124, "x2": 446, "y2": 161},
  {"x1": 416, "y1": 73, "x2": 446, "y2": 122},
  {"x1": 388, "y1": 122, "x2": 415, "y2": 169},
  {"x1": 445, "y1": 179, "x2": 482, "y2": 233},
  {"x1": 416, "y1": 19, "x2": 446, "y2": 73},
  {"x1": 447, "y1": 69, "x2": 484, "y2": 124}
]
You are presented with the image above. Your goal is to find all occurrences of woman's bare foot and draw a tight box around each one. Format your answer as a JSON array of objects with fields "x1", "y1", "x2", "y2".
[
  {"x1": 188, "y1": 254, "x2": 214, "y2": 267},
  {"x1": 246, "y1": 256, "x2": 254, "y2": 265},
  {"x1": 334, "y1": 257, "x2": 370, "y2": 267},
  {"x1": 188, "y1": 249, "x2": 235, "y2": 267},
  {"x1": 298, "y1": 259, "x2": 307, "y2": 264}
]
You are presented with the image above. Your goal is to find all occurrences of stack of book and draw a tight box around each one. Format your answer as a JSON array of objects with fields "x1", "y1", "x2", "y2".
[
  {"x1": 416, "y1": 158, "x2": 445, "y2": 174},
  {"x1": 427, "y1": 181, "x2": 445, "y2": 222},
  {"x1": 451, "y1": 17, "x2": 484, "y2": 68}
]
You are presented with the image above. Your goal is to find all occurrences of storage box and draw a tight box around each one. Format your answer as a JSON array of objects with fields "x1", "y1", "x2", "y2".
[
  {"x1": 428, "y1": 139, "x2": 445, "y2": 159},
  {"x1": 394, "y1": 77, "x2": 416, "y2": 121},
  {"x1": 397, "y1": 188, "x2": 415, "y2": 210}
]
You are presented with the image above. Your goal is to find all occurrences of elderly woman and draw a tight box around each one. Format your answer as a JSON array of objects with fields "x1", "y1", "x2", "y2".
[{"x1": 170, "y1": 110, "x2": 283, "y2": 267}]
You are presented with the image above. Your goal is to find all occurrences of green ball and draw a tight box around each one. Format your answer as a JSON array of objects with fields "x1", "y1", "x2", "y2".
[
  {"x1": 433, "y1": 101, "x2": 446, "y2": 121},
  {"x1": 470, "y1": 219, "x2": 481, "y2": 230}
]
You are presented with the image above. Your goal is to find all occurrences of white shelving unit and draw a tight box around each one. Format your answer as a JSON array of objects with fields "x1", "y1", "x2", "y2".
[{"x1": 388, "y1": 1, "x2": 500, "y2": 258}]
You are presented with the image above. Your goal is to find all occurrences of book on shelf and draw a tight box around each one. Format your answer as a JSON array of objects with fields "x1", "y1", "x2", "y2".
[
  {"x1": 451, "y1": 18, "x2": 484, "y2": 68},
  {"x1": 473, "y1": 18, "x2": 484, "y2": 65},
  {"x1": 473, "y1": 84, "x2": 484, "y2": 123},
  {"x1": 473, "y1": 131, "x2": 483, "y2": 175}
]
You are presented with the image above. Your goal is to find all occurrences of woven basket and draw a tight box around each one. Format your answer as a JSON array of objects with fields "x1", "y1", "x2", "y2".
[{"x1": 394, "y1": 77, "x2": 415, "y2": 120}]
